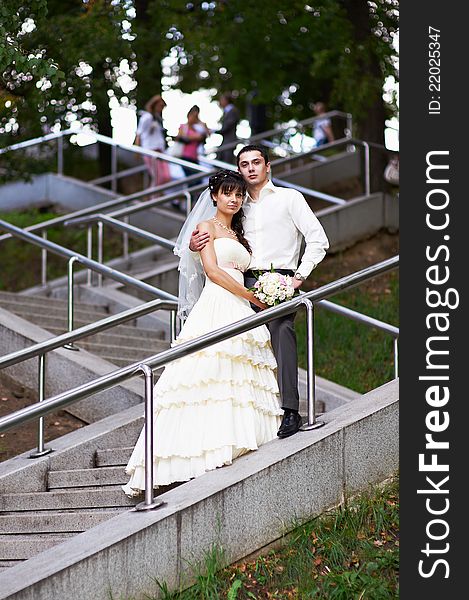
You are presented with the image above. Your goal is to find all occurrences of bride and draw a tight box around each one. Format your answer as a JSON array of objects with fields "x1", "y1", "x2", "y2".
[{"x1": 122, "y1": 170, "x2": 282, "y2": 496}]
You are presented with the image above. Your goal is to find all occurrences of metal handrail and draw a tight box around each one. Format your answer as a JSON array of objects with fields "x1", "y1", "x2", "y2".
[
  {"x1": 89, "y1": 163, "x2": 148, "y2": 186},
  {"x1": 269, "y1": 136, "x2": 353, "y2": 166},
  {"x1": 210, "y1": 110, "x2": 353, "y2": 154},
  {"x1": 271, "y1": 136, "x2": 371, "y2": 196},
  {"x1": 316, "y1": 298, "x2": 399, "y2": 380},
  {"x1": 0, "y1": 255, "x2": 398, "y2": 509},
  {"x1": 199, "y1": 154, "x2": 347, "y2": 205},
  {"x1": 0, "y1": 129, "x2": 70, "y2": 154},
  {"x1": 318, "y1": 299, "x2": 399, "y2": 337},
  {"x1": 0, "y1": 112, "x2": 351, "y2": 158},
  {"x1": 66, "y1": 213, "x2": 176, "y2": 251},
  {"x1": 0, "y1": 127, "x2": 211, "y2": 197},
  {"x1": 0, "y1": 127, "x2": 210, "y2": 173},
  {"x1": 0, "y1": 219, "x2": 177, "y2": 302},
  {"x1": 0, "y1": 298, "x2": 178, "y2": 457},
  {"x1": 0, "y1": 298, "x2": 178, "y2": 370},
  {"x1": 0, "y1": 172, "x2": 211, "y2": 244}
]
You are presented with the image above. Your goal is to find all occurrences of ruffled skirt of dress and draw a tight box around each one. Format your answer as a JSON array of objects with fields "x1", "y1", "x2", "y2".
[{"x1": 122, "y1": 273, "x2": 282, "y2": 495}]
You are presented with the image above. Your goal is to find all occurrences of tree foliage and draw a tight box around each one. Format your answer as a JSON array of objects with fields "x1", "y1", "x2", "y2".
[
  {"x1": 157, "y1": 0, "x2": 398, "y2": 140},
  {"x1": 1, "y1": 1, "x2": 62, "y2": 138},
  {"x1": 1, "y1": 0, "x2": 398, "y2": 180},
  {"x1": 1, "y1": 1, "x2": 134, "y2": 143}
]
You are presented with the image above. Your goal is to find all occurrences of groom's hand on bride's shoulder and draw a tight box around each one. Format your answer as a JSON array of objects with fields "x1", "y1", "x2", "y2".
[{"x1": 189, "y1": 228, "x2": 210, "y2": 252}]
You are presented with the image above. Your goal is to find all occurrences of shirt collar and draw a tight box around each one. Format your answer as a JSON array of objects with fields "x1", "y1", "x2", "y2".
[{"x1": 246, "y1": 179, "x2": 276, "y2": 203}]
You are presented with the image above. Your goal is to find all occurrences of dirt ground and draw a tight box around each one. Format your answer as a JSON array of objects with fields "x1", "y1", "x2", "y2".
[
  {"x1": 0, "y1": 376, "x2": 86, "y2": 462},
  {"x1": 306, "y1": 229, "x2": 399, "y2": 293},
  {"x1": 0, "y1": 229, "x2": 399, "y2": 463}
]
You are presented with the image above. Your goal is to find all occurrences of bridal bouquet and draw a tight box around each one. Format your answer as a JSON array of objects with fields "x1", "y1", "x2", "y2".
[{"x1": 250, "y1": 269, "x2": 295, "y2": 306}]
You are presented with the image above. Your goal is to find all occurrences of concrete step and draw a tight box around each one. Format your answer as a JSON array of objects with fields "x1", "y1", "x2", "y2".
[
  {"x1": 76, "y1": 338, "x2": 169, "y2": 362},
  {"x1": 0, "y1": 509, "x2": 125, "y2": 534},
  {"x1": 44, "y1": 323, "x2": 166, "y2": 342},
  {"x1": 4, "y1": 309, "x2": 167, "y2": 343},
  {"x1": 0, "y1": 312, "x2": 120, "y2": 332},
  {"x1": 105, "y1": 261, "x2": 179, "y2": 290},
  {"x1": 0, "y1": 561, "x2": 22, "y2": 573},
  {"x1": 48, "y1": 466, "x2": 128, "y2": 489},
  {"x1": 95, "y1": 447, "x2": 134, "y2": 467},
  {"x1": 0, "y1": 291, "x2": 109, "y2": 312},
  {"x1": 1, "y1": 486, "x2": 137, "y2": 512},
  {"x1": 96, "y1": 355, "x2": 142, "y2": 368},
  {"x1": 0, "y1": 533, "x2": 76, "y2": 560},
  {"x1": 1, "y1": 301, "x2": 110, "y2": 323}
]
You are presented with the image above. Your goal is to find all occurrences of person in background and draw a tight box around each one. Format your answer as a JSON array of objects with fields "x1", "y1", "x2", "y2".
[
  {"x1": 177, "y1": 105, "x2": 210, "y2": 177},
  {"x1": 312, "y1": 101, "x2": 335, "y2": 147},
  {"x1": 217, "y1": 92, "x2": 240, "y2": 164},
  {"x1": 134, "y1": 94, "x2": 171, "y2": 187}
]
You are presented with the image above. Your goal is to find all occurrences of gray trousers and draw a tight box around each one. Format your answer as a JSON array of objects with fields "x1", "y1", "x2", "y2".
[{"x1": 244, "y1": 275, "x2": 300, "y2": 411}]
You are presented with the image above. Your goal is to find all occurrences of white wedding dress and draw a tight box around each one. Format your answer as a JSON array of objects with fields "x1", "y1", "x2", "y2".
[{"x1": 122, "y1": 238, "x2": 282, "y2": 495}]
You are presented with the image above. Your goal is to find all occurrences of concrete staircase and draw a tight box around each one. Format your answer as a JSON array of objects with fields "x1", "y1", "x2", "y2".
[
  {"x1": 0, "y1": 445, "x2": 137, "y2": 572},
  {"x1": 0, "y1": 290, "x2": 169, "y2": 369},
  {"x1": 0, "y1": 286, "x2": 361, "y2": 578}
]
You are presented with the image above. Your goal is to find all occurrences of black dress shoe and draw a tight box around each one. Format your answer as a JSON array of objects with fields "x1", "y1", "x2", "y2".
[{"x1": 277, "y1": 411, "x2": 303, "y2": 438}]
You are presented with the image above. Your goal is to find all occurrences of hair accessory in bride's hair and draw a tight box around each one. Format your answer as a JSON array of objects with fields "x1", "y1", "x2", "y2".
[
  {"x1": 208, "y1": 170, "x2": 246, "y2": 195},
  {"x1": 208, "y1": 170, "x2": 231, "y2": 190}
]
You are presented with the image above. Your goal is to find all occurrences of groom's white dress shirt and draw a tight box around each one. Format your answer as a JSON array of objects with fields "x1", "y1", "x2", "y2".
[{"x1": 243, "y1": 180, "x2": 329, "y2": 278}]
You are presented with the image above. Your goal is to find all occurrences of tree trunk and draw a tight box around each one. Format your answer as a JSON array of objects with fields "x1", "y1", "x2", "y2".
[
  {"x1": 342, "y1": 0, "x2": 389, "y2": 192},
  {"x1": 94, "y1": 63, "x2": 112, "y2": 184},
  {"x1": 133, "y1": 0, "x2": 163, "y2": 109}
]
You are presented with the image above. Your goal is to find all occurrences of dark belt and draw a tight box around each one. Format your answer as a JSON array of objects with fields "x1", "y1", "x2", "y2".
[{"x1": 245, "y1": 268, "x2": 295, "y2": 278}]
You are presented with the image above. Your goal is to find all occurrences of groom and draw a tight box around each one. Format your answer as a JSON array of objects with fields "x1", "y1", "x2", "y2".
[{"x1": 190, "y1": 145, "x2": 329, "y2": 438}]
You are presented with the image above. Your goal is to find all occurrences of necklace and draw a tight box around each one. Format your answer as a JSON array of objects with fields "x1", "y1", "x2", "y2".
[{"x1": 211, "y1": 216, "x2": 237, "y2": 239}]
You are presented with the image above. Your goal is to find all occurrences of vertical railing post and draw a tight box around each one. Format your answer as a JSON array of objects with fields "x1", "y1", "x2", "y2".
[
  {"x1": 97, "y1": 221, "x2": 103, "y2": 287},
  {"x1": 346, "y1": 113, "x2": 353, "y2": 138},
  {"x1": 29, "y1": 354, "x2": 52, "y2": 458},
  {"x1": 57, "y1": 135, "x2": 63, "y2": 175},
  {"x1": 123, "y1": 216, "x2": 129, "y2": 259},
  {"x1": 363, "y1": 141, "x2": 370, "y2": 196},
  {"x1": 64, "y1": 256, "x2": 79, "y2": 351},
  {"x1": 87, "y1": 225, "x2": 93, "y2": 286},
  {"x1": 300, "y1": 298, "x2": 325, "y2": 431},
  {"x1": 151, "y1": 156, "x2": 157, "y2": 188},
  {"x1": 41, "y1": 230, "x2": 48, "y2": 287},
  {"x1": 393, "y1": 337, "x2": 399, "y2": 379},
  {"x1": 134, "y1": 364, "x2": 165, "y2": 512},
  {"x1": 169, "y1": 310, "x2": 177, "y2": 344},
  {"x1": 111, "y1": 145, "x2": 118, "y2": 192},
  {"x1": 184, "y1": 191, "x2": 192, "y2": 217}
]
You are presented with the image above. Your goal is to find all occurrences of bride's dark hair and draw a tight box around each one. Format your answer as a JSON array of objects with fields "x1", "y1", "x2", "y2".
[{"x1": 209, "y1": 170, "x2": 251, "y2": 253}]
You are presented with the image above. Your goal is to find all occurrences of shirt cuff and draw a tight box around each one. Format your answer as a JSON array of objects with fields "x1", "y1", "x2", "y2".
[{"x1": 296, "y1": 262, "x2": 316, "y2": 280}]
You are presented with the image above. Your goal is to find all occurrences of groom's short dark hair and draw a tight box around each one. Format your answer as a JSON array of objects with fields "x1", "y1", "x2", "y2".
[{"x1": 236, "y1": 144, "x2": 270, "y2": 166}]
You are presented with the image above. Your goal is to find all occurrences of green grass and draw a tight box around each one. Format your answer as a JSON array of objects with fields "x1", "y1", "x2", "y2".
[
  {"x1": 0, "y1": 208, "x2": 150, "y2": 291},
  {"x1": 132, "y1": 474, "x2": 399, "y2": 599},
  {"x1": 295, "y1": 271, "x2": 399, "y2": 393}
]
